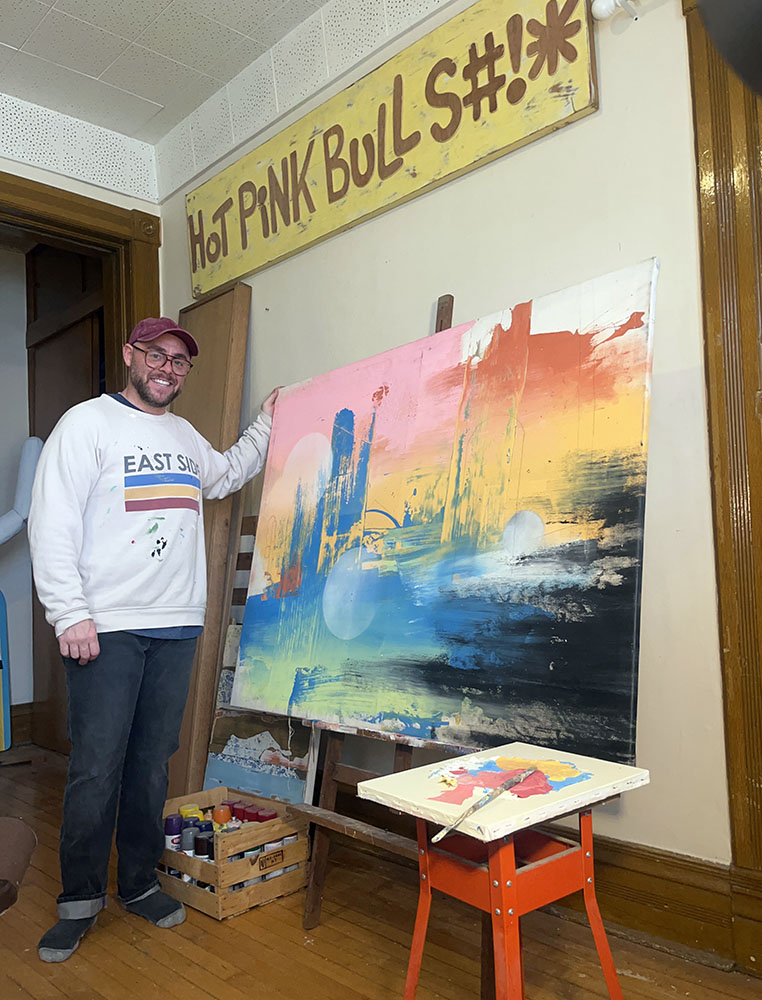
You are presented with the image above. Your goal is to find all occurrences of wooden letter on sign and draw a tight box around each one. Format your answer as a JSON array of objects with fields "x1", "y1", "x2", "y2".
[{"x1": 186, "y1": 0, "x2": 597, "y2": 296}]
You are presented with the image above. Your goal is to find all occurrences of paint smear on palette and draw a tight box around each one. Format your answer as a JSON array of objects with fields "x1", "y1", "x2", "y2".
[
  {"x1": 427, "y1": 756, "x2": 593, "y2": 805},
  {"x1": 232, "y1": 260, "x2": 659, "y2": 763}
]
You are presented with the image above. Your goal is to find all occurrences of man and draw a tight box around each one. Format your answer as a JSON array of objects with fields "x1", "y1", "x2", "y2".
[{"x1": 28, "y1": 316, "x2": 278, "y2": 962}]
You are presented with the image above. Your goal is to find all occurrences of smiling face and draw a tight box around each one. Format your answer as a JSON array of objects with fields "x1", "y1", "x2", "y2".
[{"x1": 122, "y1": 333, "x2": 191, "y2": 414}]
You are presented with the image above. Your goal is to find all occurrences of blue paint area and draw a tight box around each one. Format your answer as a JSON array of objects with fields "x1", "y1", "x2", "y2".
[
  {"x1": 203, "y1": 755, "x2": 306, "y2": 804},
  {"x1": 547, "y1": 769, "x2": 594, "y2": 792}
]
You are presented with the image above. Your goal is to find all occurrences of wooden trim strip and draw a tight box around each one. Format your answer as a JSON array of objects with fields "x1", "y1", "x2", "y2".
[
  {"x1": 9, "y1": 703, "x2": 32, "y2": 746},
  {"x1": 0, "y1": 172, "x2": 160, "y2": 246}
]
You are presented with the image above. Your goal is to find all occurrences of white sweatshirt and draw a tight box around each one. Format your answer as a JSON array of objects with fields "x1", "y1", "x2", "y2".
[{"x1": 28, "y1": 394, "x2": 271, "y2": 636}]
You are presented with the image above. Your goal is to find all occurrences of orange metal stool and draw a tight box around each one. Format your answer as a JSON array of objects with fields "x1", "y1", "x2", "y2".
[{"x1": 404, "y1": 809, "x2": 624, "y2": 1000}]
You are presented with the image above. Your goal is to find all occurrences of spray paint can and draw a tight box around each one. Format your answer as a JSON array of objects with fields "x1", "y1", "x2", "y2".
[
  {"x1": 162, "y1": 813, "x2": 183, "y2": 878},
  {"x1": 164, "y1": 814, "x2": 182, "y2": 850},
  {"x1": 194, "y1": 834, "x2": 214, "y2": 891},
  {"x1": 180, "y1": 825, "x2": 197, "y2": 884}
]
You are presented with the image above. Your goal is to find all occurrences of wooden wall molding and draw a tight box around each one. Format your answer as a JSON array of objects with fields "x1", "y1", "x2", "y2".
[
  {"x1": 685, "y1": 8, "x2": 762, "y2": 974},
  {"x1": 0, "y1": 171, "x2": 161, "y2": 352},
  {"x1": 9, "y1": 703, "x2": 32, "y2": 746}
]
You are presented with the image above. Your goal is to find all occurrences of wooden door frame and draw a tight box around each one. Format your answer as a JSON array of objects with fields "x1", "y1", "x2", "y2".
[
  {"x1": 0, "y1": 170, "x2": 161, "y2": 390},
  {"x1": 683, "y1": 0, "x2": 762, "y2": 970},
  {"x1": 1, "y1": 170, "x2": 160, "y2": 747}
]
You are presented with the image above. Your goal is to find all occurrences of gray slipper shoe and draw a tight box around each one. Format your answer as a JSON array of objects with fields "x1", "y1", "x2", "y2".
[{"x1": 38, "y1": 915, "x2": 97, "y2": 962}]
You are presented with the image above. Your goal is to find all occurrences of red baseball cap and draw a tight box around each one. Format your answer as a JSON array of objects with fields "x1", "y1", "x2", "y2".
[{"x1": 128, "y1": 317, "x2": 199, "y2": 358}]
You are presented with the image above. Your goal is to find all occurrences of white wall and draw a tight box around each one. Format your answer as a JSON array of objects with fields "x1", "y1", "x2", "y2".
[
  {"x1": 160, "y1": 2, "x2": 731, "y2": 862},
  {"x1": 0, "y1": 248, "x2": 33, "y2": 706}
]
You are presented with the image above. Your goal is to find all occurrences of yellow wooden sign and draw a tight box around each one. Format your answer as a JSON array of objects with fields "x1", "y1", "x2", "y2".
[{"x1": 186, "y1": 0, "x2": 597, "y2": 296}]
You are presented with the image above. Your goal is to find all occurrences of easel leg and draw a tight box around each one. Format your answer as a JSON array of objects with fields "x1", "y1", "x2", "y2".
[
  {"x1": 579, "y1": 811, "x2": 624, "y2": 1000},
  {"x1": 489, "y1": 836, "x2": 524, "y2": 1000},
  {"x1": 303, "y1": 730, "x2": 344, "y2": 930},
  {"x1": 404, "y1": 820, "x2": 433, "y2": 1000}
]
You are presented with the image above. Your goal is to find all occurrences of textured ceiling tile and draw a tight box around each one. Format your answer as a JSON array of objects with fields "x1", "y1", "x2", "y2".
[
  {"x1": 155, "y1": 117, "x2": 194, "y2": 199},
  {"x1": 52, "y1": 0, "x2": 172, "y2": 41},
  {"x1": 22, "y1": 9, "x2": 130, "y2": 78},
  {"x1": 228, "y1": 51, "x2": 277, "y2": 145},
  {"x1": 132, "y1": 4, "x2": 246, "y2": 78},
  {"x1": 271, "y1": 9, "x2": 327, "y2": 113},
  {"x1": 0, "y1": 0, "x2": 50, "y2": 49},
  {"x1": 0, "y1": 93, "x2": 61, "y2": 170},
  {"x1": 254, "y1": 0, "x2": 321, "y2": 50},
  {"x1": 101, "y1": 44, "x2": 220, "y2": 108},
  {"x1": 133, "y1": 106, "x2": 190, "y2": 143},
  {"x1": 188, "y1": 88, "x2": 232, "y2": 173},
  {"x1": 220, "y1": 35, "x2": 268, "y2": 83},
  {"x1": 176, "y1": 0, "x2": 285, "y2": 37},
  {"x1": 121, "y1": 137, "x2": 157, "y2": 200},
  {"x1": 385, "y1": 0, "x2": 448, "y2": 36},
  {"x1": 0, "y1": 43, "x2": 17, "y2": 75},
  {"x1": 0, "y1": 51, "x2": 162, "y2": 134},
  {"x1": 60, "y1": 117, "x2": 131, "y2": 190},
  {"x1": 323, "y1": 0, "x2": 387, "y2": 77}
]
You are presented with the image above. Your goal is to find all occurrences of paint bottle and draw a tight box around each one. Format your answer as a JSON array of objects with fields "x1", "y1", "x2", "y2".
[
  {"x1": 179, "y1": 803, "x2": 203, "y2": 820},
  {"x1": 242, "y1": 805, "x2": 261, "y2": 824},
  {"x1": 197, "y1": 820, "x2": 214, "y2": 834},
  {"x1": 258, "y1": 808, "x2": 278, "y2": 823},
  {"x1": 231, "y1": 801, "x2": 248, "y2": 821},
  {"x1": 212, "y1": 804, "x2": 232, "y2": 825},
  {"x1": 221, "y1": 799, "x2": 238, "y2": 811}
]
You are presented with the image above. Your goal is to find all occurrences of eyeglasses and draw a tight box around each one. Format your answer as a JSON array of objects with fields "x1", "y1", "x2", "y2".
[{"x1": 131, "y1": 344, "x2": 193, "y2": 376}]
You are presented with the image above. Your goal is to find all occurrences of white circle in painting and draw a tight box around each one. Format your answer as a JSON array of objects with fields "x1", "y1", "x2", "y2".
[
  {"x1": 282, "y1": 432, "x2": 333, "y2": 502},
  {"x1": 502, "y1": 510, "x2": 545, "y2": 558},
  {"x1": 322, "y1": 546, "x2": 379, "y2": 640}
]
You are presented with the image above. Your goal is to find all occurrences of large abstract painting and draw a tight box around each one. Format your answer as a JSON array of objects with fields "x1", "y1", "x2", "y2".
[{"x1": 232, "y1": 261, "x2": 658, "y2": 763}]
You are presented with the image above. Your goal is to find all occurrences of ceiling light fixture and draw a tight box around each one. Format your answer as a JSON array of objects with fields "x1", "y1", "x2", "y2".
[{"x1": 591, "y1": 0, "x2": 640, "y2": 22}]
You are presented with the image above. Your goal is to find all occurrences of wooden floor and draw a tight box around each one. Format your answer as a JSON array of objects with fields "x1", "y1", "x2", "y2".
[{"x1": 0, "y1": 747, "x2": 758, "y2": 1000}]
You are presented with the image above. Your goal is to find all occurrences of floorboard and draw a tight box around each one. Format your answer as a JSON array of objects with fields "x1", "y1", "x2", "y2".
[{"x1": 0, "y1": 746, "x2": 758, "y2": 999}]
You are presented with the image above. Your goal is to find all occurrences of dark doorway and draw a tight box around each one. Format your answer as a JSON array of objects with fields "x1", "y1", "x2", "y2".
[{"x1": 26, "y1": 243, "x2": 107, "y2": 753}]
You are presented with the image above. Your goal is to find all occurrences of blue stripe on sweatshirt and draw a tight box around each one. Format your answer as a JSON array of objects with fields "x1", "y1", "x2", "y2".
[{"x1": 124, "y1": 472, "x2": 201, "y2": 488}]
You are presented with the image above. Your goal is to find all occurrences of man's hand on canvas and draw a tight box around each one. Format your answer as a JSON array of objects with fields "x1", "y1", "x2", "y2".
[
  {"x1": 58, "y1": 619, "x2": 100, "y2": 665},
  {"x1": 262, "y1": 387, "x2": 283, "y2": 417}
]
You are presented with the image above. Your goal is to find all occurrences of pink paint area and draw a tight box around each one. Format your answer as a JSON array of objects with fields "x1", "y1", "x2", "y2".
[
  {"x1": 269, "y1": 320, "x2": 476, "y2": 473},
  {"x1": 430, "y1": 767, "x2": 552, "y2": 806}
]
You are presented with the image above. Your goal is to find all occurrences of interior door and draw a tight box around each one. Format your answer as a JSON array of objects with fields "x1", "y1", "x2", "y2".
[{"x1": 27, "y1": 245, "x2": 104, "y2": 753}]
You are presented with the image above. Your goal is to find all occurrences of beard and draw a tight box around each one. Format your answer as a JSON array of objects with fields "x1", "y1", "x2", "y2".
[{"x1": 129, "y1": 365, "x2": 183, "y2": 409}]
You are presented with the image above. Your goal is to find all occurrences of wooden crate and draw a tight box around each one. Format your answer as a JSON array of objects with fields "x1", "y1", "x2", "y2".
[{"x1": 157, "y1": 786, "x2": 309, "y2": 919}]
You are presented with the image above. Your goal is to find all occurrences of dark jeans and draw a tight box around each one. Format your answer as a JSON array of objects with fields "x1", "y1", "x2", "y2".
[{"x1": 57, "y1": 632, "x2": 196, "y2": 919}]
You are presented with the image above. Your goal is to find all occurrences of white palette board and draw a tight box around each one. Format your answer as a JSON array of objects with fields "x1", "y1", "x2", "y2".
[{"x1": 358, "y1": 742, "x2": 649, "y2": 843}]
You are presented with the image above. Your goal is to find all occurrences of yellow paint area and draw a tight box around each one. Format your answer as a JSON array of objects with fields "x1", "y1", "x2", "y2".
[{"x1": 495, "y1": 756, "x2": 583, "y2": 782}]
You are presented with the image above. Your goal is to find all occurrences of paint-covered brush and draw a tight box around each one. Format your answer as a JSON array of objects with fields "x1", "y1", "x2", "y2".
[{"x1": 430, "y1": 767, "x2": 538, "y2": 844}]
